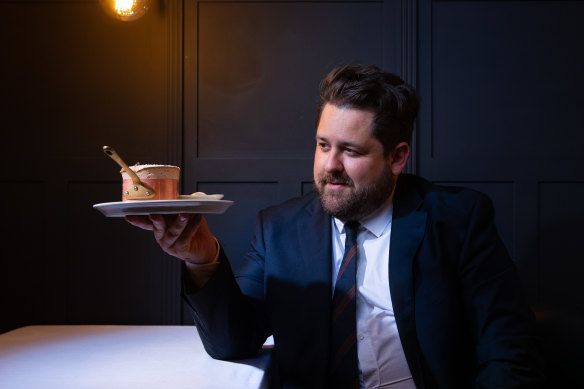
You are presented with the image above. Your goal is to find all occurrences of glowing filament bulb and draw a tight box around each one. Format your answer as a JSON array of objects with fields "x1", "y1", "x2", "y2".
[
  {"x1": 115, "y1": 0, "x2": 135, "y2": 16},
  {"x1": 100, "y1": 0, "x2": 151, "y2": 21}
]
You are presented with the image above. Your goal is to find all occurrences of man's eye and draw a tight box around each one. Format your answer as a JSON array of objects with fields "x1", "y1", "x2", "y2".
[{"x1": 318, "y1": 143, "x2": 330, "y2": 150}]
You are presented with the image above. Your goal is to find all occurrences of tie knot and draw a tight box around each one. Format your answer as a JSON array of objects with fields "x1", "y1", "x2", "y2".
[{"x1": 344, "y1": 221, "x2": 360, "y2": 242}]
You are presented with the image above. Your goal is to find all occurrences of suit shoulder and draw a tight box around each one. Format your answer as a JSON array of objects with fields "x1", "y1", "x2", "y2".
[
  {"x1": 259, "y1": 191, "x2": 321, "y2": 221},
  {"x1": 400, "y1": 174, "x2": 493, "y2": 219}
]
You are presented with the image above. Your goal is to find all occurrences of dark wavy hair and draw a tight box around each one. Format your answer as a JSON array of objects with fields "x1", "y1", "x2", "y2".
[{"x1": 316, "y1": 64, "x2": 420, "y2": 156}]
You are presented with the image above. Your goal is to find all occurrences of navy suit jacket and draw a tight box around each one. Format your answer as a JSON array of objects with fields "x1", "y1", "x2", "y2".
[{"x1": 184, "y1": 174, "x2": 543, "y2": 388}]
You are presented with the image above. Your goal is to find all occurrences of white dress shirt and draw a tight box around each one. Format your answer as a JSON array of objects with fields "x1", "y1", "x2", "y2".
[{"x1": 332, "y1": 197, "x2": 416, "y2": 389}]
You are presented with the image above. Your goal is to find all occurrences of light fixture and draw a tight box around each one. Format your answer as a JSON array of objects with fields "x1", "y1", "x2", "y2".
[{"x1": 100, "y1": 0, "x2": 151, "y2": 22}]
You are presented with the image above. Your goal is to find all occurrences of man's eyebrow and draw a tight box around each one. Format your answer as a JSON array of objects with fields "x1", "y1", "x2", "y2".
[{"x1": 315, "y1": 136, "x2": 364, "y2": 150}]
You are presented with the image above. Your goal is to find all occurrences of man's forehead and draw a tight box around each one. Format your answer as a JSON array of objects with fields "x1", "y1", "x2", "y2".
[{"x1": 316, "y1": 105, "x2": 376, "y2": 140}]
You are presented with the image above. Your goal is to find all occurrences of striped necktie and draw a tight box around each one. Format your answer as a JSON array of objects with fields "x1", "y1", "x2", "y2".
[{"x1": 330, "y1": 221, "x2": 360, "y2": 389}]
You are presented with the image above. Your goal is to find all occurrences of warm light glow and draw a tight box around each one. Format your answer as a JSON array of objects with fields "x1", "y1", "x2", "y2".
[
  {"x1": 100, "y1": 0, "x2": 151, "y2": 22},
  {"x1": 115, "y1": 0, "x2": 135, "y2": 16}
]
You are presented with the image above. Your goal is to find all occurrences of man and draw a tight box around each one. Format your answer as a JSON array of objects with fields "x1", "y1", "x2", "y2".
[{"x1": 127, "y1": 64, "x2": 542, "y2": 388}]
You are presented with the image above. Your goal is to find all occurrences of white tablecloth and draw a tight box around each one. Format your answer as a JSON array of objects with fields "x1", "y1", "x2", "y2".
[{"x1": 0, "y1": 325, "x2": 272, "y2": 389}]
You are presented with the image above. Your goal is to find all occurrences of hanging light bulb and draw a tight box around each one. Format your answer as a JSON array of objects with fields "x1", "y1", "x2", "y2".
[{"x1": 100, "y1": 0, "x2": 151, "y2": 22}]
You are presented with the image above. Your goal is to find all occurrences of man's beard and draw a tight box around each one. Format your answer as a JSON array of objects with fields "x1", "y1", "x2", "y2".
[{"x1": 314, "y1": 166, "x2": 395, "y2": 222}]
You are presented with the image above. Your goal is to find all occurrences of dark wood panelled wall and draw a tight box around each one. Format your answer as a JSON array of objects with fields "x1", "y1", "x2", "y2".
[
  {"x1": 1, "y1": 0, "x2": 184, "y2": 332},
  {"x1": 1, "y1": 0, "x2": 583, "y2": 337}
]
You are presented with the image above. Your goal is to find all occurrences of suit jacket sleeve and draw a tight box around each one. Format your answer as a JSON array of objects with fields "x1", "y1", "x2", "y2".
[{"x1": 182, "y1": 212, "x2": 271, "y2": 360}]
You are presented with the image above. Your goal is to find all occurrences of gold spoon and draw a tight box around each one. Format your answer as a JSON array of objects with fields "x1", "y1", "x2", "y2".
[{"x1": 103, "y1": 146, "x2": 156, "y2": 200}]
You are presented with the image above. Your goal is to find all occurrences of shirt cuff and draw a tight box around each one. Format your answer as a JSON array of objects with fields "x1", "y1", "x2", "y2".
[{"x1": 184, "y1": 237, "x2": 221, "y2": 289}]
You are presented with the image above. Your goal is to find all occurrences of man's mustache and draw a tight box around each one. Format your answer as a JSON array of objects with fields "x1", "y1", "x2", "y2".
[{"x1": 318, "y1": 173, "x2": 354, "y2": 186}]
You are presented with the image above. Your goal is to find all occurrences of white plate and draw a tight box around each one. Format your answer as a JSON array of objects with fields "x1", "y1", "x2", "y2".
[
  {"x1": 93, "y1": 199, "x2": 234, "y2": 217},
  {"x1": 178, "y1": 194, "x2": 224, "y2": 200}
]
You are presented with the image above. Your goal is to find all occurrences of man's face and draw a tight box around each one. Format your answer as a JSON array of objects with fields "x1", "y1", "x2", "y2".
[{"x1": 313, "y1": 104, "x2": 396, "y2": 221}]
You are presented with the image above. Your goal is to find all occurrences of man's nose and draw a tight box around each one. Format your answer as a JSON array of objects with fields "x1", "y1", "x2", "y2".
[{"x1": 324, "y1": 151, "x2": 343, "y2": 173}]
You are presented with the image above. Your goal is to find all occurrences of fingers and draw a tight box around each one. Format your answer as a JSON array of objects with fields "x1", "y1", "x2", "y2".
[
  {"x1": 149, "y1": 214, "x2": 206, "y2": 260},
  {"x1": 149, "y1": 214, "x2": 173, "y2": 244},
  {"x1": 126, "y1": 213, "x2": 216, "y2": 263},
  {"x1": 125, "y1": 215, "x2": 154, "y2": 231},
  {"x1": 172, "y1": 214, "x2": 204, "y2": 253}
]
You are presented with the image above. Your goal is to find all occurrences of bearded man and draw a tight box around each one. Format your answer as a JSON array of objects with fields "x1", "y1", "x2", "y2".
[{"x1": 127, "y1": 64, "x2": 543, "y2": 389}]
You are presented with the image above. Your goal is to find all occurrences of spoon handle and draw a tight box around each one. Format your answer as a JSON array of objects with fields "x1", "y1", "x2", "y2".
[{"x1": 102, "y1": 146, "x2": 141, "y2": 186}]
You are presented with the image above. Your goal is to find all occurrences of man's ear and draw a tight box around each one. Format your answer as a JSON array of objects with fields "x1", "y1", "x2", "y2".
[{"x1": 389, "y1": 142, "x2": 410, "y2": 175}]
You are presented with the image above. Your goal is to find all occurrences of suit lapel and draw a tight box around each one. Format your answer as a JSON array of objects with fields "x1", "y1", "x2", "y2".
[
  {"x1": 296, "y1": 195, "x2": 333, "y2": 291},
  {"x1": 290, "y1": 185, "x2": 428, "y2": 385},
  {"x1": 389, "y1": 175, "x2": 427, "y2": 389},
  {"x1": 294, "y1": 195, "x2": 333, "y2": 384}
]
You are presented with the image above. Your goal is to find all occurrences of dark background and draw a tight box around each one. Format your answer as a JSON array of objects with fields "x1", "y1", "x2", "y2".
[{"x1": 1, "y1": 1, "x2": 583, "y2": 370}]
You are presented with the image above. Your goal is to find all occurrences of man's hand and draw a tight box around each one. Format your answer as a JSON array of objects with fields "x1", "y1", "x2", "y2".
[{"x1": 125, "y1": 214, "x2": 218, "y2": 265}]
